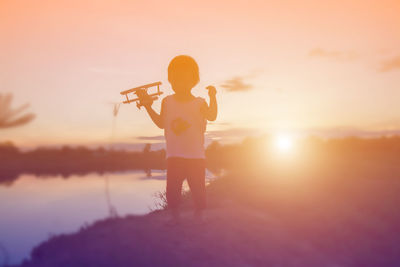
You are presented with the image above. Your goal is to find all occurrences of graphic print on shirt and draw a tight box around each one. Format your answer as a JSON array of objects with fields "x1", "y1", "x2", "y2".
[{"x1": 171, "y1": 117, "x2": 191, "y2": 135}]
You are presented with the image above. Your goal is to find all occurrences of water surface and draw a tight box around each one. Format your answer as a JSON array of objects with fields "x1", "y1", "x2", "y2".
[{"x1": 0, "y1": 170, "x2": 168, "y2": 265}]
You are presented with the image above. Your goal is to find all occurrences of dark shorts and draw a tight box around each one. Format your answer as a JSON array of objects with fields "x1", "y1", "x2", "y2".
[{"x1": 166, "y1": 157, "x2": 206, "y2": 211}]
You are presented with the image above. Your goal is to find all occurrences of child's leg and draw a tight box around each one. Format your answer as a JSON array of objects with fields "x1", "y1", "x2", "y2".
[
  {"x1": 186, "y1": 159, "x2": 206, "y2": 216},
  {"x1": 166, "y1": 157, "x2": 185, "y2": 221}
]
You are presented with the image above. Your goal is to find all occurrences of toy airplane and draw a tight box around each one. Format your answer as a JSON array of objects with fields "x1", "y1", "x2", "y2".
[{"x1": 120, "y1": 82, "x2": 163, "y2": 109}]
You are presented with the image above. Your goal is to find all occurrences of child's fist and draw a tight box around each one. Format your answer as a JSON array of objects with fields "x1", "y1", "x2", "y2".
[
  {"x1": 206, "y1": 86, "x2": 217, "y2": 97},
  {"x1": 136, "y1": 89, "x2": 153, "y2": 108}
]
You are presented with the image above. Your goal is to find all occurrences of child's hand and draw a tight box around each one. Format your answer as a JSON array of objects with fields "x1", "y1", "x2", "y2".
[
  {"x1": 205, "y1": 85, "x2": 218, "y2": 121},
  {"x1": 136, "y1": 89, "x2": 153, "y2": 108},
  {"x1": 206, "y1": 86, "x2": 217, "y2": 97}
]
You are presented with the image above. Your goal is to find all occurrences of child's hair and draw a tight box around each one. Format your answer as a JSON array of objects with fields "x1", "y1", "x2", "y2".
[{"x1": 168, "y1": 55, "x2": 200, "y2": 89}]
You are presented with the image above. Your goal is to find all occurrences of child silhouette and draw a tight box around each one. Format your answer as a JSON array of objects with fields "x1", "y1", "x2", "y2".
[{"x1": 138, "y1": 55, "x2": 217, "y2": 224}]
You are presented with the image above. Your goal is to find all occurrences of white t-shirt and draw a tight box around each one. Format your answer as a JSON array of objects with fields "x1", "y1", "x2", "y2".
[{"x1": 162, "y1": 95, "x2": 207, "y2": 159}]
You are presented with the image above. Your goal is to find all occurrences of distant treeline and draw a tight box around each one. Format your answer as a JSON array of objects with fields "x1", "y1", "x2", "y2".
[
  {"x1": 1, "y1": 136, "x2": 400, "y2": 185},
  {"x1": 205, "y1": 135, "x2": 400, "y2": 178},
  {"x1": 0, "y1": 142, "x2": 165, "y2": 185}
]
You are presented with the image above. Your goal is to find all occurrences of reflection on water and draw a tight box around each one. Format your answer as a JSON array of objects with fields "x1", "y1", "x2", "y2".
[{"x1": 0, "y1": 170, "x2": 168, "y2": 265}]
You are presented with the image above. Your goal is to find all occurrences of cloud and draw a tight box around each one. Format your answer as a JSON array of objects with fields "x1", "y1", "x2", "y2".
[
  {"x1": 379, "y1": 56, "x2": 400, "y2": 72},
  {"x1": 206, "y1": 127, "x2": 262, "y2": 139},
  {"x1": 208, "y1": 121, "x2": 232, "y2": 127},
  {"x1": 306, "y1": 126, "x2": 400, "y2": 138},
  {"x1": 309, "y1": 48, "x2": 358, "y2": 61},
  {"x1": 220, "y1": 69, "x2": 263, "y2": 92},
  {"x1": 220, "y1": 76, "x2": 254, "y2": 92},
  {"x1": 135, "y1": 135, "x2": 164, "y2": 141}
]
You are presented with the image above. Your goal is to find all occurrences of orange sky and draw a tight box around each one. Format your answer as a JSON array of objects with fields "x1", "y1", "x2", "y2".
[{"x1": 1, "y1": 0, "x2": 400, "y2": 147}]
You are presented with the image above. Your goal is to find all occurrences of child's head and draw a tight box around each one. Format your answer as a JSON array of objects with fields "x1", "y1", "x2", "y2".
[{"x1": 168, "y1": 55, "x2": 199, "y2": 94}]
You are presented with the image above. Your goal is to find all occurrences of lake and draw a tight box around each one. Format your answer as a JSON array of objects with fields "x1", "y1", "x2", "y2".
[{"x1": 0, "y1": 170, "x2": 213, "y2": 265}]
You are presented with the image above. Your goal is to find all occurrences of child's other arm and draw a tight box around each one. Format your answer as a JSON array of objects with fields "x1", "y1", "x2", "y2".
[{"x1": 205, "y1": 86, "x2": 217, "y2": 121}]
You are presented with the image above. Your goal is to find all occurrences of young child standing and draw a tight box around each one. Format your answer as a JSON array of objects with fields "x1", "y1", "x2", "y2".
[{"x1": 138, "y1": 55, "x2": 217, "y2": 223}]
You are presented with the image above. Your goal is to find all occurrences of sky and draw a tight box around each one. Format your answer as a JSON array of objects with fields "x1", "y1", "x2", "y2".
[{"x1": 1, "y1": 0, "x2": 400, "y2": 148}]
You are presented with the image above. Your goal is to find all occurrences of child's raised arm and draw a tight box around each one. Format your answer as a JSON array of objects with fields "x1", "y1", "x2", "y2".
[
  {"x1": 204, "y1": 86, "x2": 217, "y2": 121},
  {"x1": 144, "y1": 101, "x2": 164, "y2": 129},
  {"x1": 138, "y1": 92, "x2": 164, "y2": 129}
]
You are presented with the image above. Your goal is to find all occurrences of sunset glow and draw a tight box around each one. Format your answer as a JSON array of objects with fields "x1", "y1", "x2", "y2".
[
  {"x1": 274, "y1": 134, "x2": 294, "y2": 153},
  {"x1": 2, "y1": 1, "x2": 400, "y2": 266}
]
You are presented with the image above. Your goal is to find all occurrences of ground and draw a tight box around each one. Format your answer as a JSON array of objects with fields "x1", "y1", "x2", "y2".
[{"x1": 16, "y1": 168, "x2": 400, "y2": 267}]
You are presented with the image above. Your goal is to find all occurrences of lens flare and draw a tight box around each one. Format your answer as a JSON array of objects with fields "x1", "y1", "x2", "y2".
[{"x1": 274, "y1": 134, "x2": 294, "y2": 153}]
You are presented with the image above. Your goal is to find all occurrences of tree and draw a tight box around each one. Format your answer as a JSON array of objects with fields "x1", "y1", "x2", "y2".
[{"x1": 0, "y1": 93, "x2": 35, "y2": 129}]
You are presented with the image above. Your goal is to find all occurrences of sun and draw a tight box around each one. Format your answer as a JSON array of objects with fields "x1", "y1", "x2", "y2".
[{"x1": 274, "y1": 134, "x2": 294, "y2": 153}]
